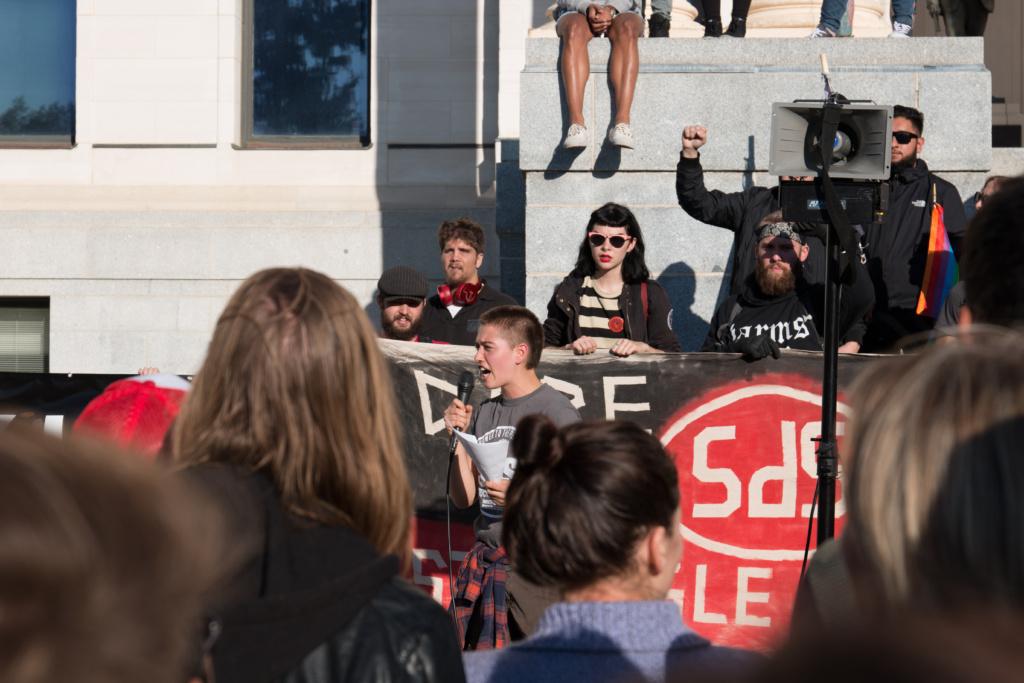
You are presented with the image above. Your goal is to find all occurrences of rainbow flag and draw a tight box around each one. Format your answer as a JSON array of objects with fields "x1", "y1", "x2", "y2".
[{"x1": 916, "y1": 183, "x2": 959, "y2": 318}]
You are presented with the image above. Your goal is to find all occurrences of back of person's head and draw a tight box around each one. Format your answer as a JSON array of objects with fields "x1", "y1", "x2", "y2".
[
  {"x1": 912, "y1": 415, "x2": 1024, "y2": 611},
  {"x1": 893, "y1": 104, "x2": 924, "y2": 133},
  {"x1": 0, "y1": 427, "x2": 222, "y2": 683},
  {"x1": 711, "y1": 611, "x2": 1024, "y2": 683},
  {"x1": 962, "y1": 175, "x2": 1024, "y2": 327},
  {"x1": 479, "y1": 305, "x2": 544, "y2": 369},
  {"x1": 73, "y1": 375, "x2": 189, "y2": 458},
  {"x1": 438, "y1": 217, "x2": 485, "y2": 253},
  {"x1": 171, "y1": 267, "x2": 412, "y2": 564},
  {"x1": 843, "y1": 331, "x2": 1024, "y2": 610},
  {"x1": 503, "y1": 415, "x2": 679, "y2": 593},
  {"x1": 575, "y1": 202, "x2": 650, "y2": 283}
]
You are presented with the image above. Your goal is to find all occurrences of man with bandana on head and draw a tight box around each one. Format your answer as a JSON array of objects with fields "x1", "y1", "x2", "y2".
[
  {"x1": 860, "y1": 105, "x2": 967, "y2": 351},
  {"x1": 702, "y1": 212, "x2": 874, "y2": 360}
]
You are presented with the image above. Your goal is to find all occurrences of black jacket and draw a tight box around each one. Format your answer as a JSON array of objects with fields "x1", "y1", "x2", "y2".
[
  {"x1": 703, "y1": 256, "x2": 874, "y2": 353},
  {"x1": 419, "y1": 280, "x2": 517, "y2": 346},
  {"x1": 543, "y1": 273, "x2": 682, "y2": 351},
  {"x1": 184, "y1": 465, "x2": 466, "y2": 683},
  {"x1": 675, "y1": 153, "x2": 828, "y2": 295},
  {"x1": 864, "y1": 160, "x2": 967, "y2": 314}
]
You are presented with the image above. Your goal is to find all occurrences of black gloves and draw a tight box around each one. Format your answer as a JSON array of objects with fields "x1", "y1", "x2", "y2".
[{"x1": 725, "y1": 334, "x2": 781, "y2": 361}]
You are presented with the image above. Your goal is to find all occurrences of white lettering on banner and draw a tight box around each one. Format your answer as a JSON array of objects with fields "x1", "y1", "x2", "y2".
[
  {"x1": 412, "y1": 549, "x2": 447, "y2": 601},
  {"x1": 800, "y1": 421, "x2": 846, "y2": 517},
  {"x1": 748, "y1": 421, "x2": 798, "y2": 518},
  {"x1": 602, "y1": 376, "x2": 651, "y2": 420},
  {"x1": 413, "y1": 370, "x2": 456, "y2": 436},
  {"x1": 693, "y1": 564, "x2": 728, "y2": 624},
  {"x1": 541, "y1": 375, "x2": 586, "y2": 409},
  {"x1": 412, "y1": 548, "x2": 468, "y2": 605},
  {"x1": 735, "y1": 567, "x2": 773, "y2": 627},
  {"x1": 0, "y1": 414, "x2": 66, "y2": 435},
  {"x1": 692, "y1": 426, "x2": 741, "y2": 518},
  {"x1": 44, "y1": 415, "x2": 64, "y2": 436}
]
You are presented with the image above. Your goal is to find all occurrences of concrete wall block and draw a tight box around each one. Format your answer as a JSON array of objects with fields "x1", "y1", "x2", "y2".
[
  {"x1": 92, "y1": 148, "x2": 221, "y2": 185},
  {"x1": 524, "y1": 37, "x2": 986, "y2": 68},
  {"x1": 378, "y1": 0, "x2": 491, "y2": 18},
  {"x1": 94, "y1": 0, "x2": 216, "y2": 16},
  {"x1": 451, "y1": 104, "x2": 498, "y2": 144},
  {"x1": 387, "y1": 60, "x2": 487, "y2": 104},
  {"x1": 377, "y1": 16, "x2": 460, "y2": 61},
  {"x1": 154, "y1": 16, "x2": 220, "y2": 60},
  {"x1": 92, "y1": 58, "x2": 219, "y2": 103},
  {"x1": 85, "y1": 226, "x2": 213, "y2": 279},
  {"x1": 919, "y1": 71, "x2": 993, "y2": 170},
  {"x1": 520, "y1": 38, "x2": 991, "y2": 173},
  {"x1": 387, "y1": 147, "x2": 496, "y2": 187},
  {"x1": 525, "y1": 205, "x2": 735, "y2": 274},
  {"x1": 0, "y1": 227, "x2": 91, "y2": 278},
  {"x1": 385, "y1": 102, "x2": 454, "y2": 143},
  {"x1": 495, "y1": 160, "x2": 526, "y2": 231},
  {"x1": 176, "y1": 297, "x2": 227, "y2": 331},
  {"x1": 155, "y1": 101, "x2": 219, "y2": 144},
  {"x1": 92, "y1": 101, "x2": 159, "y2": 143},
  {"x1": 519, "y1": 71, "x2": 595, "y2": 172},
  {"x1": 206, "y1": 226, "x2": 382, "y2": 280},
  {"x1": 51, "y1": 295, "x2": 181, "y2": 333},
  {"x1": 91, "y1": 16, "x2": 159, "y2": 59}
]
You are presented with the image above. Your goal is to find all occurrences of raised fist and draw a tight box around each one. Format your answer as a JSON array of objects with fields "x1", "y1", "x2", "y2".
[{"x1": 681, "y1": 125, "x2": 708, "y2": 157}]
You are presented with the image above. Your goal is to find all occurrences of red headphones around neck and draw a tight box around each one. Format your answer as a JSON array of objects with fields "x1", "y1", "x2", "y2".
[{"x1": 437, "y1": 281, "x2": 482, "y2": 306}]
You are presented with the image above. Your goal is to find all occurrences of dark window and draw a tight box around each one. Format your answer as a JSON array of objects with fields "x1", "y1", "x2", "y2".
[
  {"x1": 0, "y1": 0, "x2": 76, "y2": 146},
  {"x1": 0, "y1": 299, "x2": 49, "y2": 373},
  {"x1": 244, "y1": 0, "x2": 370, "y2": 147}
]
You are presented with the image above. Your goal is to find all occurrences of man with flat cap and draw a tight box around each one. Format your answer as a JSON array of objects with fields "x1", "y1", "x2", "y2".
[
  {"x1": 702, "y1": 212, "x2": 873, "y2": 359},
  {"x1": 377, "y1": 266, "x2": 432, "y2": 342}
]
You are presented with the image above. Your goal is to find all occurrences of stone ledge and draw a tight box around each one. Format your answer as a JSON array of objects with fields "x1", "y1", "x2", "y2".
[
  {"x1": 525, "y1": 37, "x2": 985, "y2": 68},
  {"x1": 520, "y1": 38, "x2": 991, "y2": 173}
]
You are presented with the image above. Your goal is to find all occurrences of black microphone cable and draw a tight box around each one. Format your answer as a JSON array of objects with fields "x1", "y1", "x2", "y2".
[{"x1": 445, "y1": 370, "x2": 475, "y2": 627}]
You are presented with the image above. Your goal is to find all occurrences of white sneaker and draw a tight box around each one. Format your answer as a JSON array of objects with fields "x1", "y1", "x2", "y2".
[
  {"x1": 808, "y1": 24, "x2": 837, "y2": 38},
  {"x1": 564, "y1": 123, "x2": 588, "y2": 149},
  {"x1": 889, "y1": 21, "x2": 912, "y2": 37},
  {"x1": 607, "y1": 123, "x2": 634, "y2": 149}
]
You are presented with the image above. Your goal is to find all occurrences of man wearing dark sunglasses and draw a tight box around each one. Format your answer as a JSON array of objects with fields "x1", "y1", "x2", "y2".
[{"x1": 859, "y1": 105, "x2": 967, "y2": 351}]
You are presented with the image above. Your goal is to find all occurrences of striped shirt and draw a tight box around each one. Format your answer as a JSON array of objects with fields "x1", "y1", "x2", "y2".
[{"x1": 578, "y1": 276, "x2": 626, "y2": 348}]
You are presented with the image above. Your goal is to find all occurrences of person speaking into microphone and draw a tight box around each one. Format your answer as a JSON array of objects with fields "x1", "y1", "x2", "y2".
[{"x1": 443, "y1": 305, "x2": 580, "y2": 651}]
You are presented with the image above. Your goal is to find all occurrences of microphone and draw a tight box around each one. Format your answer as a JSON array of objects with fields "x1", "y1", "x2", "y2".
[
  {"x1": 445, "y1": 369, "x2": 475, "y2": 624},
  {"x1": 448, "y1": 370, "x2": 475, "y2": 456}
]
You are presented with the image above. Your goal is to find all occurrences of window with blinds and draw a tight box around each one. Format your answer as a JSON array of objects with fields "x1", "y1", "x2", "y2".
[{"x1": 0, "y1": 301, "x2": 49, "y2": 373}]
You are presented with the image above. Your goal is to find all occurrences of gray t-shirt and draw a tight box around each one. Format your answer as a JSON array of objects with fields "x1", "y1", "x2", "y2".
[{"x1": 470, "y1": 382, "x2": 581, "y2": 547}]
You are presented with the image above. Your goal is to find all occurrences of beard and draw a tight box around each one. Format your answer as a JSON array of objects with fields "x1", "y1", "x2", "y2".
[
  {"x1": 381, "y1": 313, "x2": 421, "y2": 341},
  {"x1": 892, "y1": 147, "x2": 918, "y2": 169},
  {"x1": 756, "y1": 260, "x2": 798, "y2": 297}
]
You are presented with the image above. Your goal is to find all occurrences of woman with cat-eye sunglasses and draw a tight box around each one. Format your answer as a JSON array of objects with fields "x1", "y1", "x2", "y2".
[{"x1": 542, "y1": 202, "x2": 681, "y2": 357}]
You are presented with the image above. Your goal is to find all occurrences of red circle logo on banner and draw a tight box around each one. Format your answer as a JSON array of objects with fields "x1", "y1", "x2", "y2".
[{"x1": 657, "y1": 373, "x2": 849, "y2": 651}]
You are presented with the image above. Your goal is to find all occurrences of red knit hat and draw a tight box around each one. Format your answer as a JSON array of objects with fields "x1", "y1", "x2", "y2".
[{"x1": 73, "y1": 376, "x2": 188, "y2": 458}]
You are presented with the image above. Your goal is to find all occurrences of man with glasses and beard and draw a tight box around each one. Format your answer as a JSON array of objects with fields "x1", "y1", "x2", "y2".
[
  {"x1": 861, "y1": 105, "x2": 967, "y2": 351},
  {"x1": 702, "y1": 213, "x2": 873, "y2": 360}
]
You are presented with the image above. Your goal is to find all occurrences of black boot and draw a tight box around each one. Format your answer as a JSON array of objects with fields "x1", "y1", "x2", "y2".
[
  {"x1": 648, "y1": 13, "x2": 670, "y2": 38},
  {"x1": 703, "y1": 17, "x2": 723, "y2": 38},
  {"x1": 725, "y1": 17, "x2": 746, "y2": 37}
]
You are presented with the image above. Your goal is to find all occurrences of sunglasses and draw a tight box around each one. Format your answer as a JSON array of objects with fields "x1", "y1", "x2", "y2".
[
  {"x1": 588, "y1": 233, "x2": 631, "y2": 248},
  {"x1": 892, "y1": 131, "x2": 919, "y2": 144}
]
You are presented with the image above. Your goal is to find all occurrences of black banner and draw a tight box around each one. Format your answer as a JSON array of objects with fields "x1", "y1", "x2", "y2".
[{"x1": 0, "y1": 341, "x2": 877, "y2": 516}]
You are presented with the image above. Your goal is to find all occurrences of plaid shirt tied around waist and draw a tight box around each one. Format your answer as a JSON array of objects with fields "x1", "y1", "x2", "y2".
[{"x1": 453, "y1": 542, "x2": 509, "y2": 650}]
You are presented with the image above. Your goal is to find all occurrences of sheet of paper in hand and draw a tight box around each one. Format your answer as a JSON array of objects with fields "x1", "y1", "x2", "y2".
[{"x1": 454, "y1": 430, "x2": 513, "y2": 515}]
